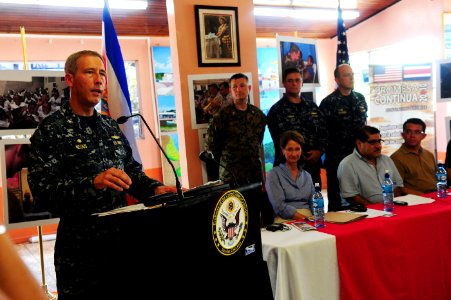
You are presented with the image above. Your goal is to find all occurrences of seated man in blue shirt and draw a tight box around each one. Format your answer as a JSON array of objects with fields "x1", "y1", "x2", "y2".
[{"x1": 337, "y1": 125, "x2": 407, "y2": 206}]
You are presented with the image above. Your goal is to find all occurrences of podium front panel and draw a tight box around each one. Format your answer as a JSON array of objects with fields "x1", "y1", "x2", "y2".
[{"x1": 95, "y1": 183, "x2": 273, "y2": 299}]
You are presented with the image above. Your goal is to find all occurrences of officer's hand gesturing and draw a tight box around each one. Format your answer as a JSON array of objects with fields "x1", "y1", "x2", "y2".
[{"x1": 93, "y1": 167, "x2": 132, "y2": 191}]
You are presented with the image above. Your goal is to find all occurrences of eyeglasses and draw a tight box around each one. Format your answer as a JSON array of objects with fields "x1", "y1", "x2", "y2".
[
  {"x1": 285, "y1": 78, "x2": 302, "y2": 84},
  {"x1": 365, "y1": 139, "x2": 384, "y2": 145},
  {"x1": 404, "y1": 130, "x2": 425, "y2": 136}
]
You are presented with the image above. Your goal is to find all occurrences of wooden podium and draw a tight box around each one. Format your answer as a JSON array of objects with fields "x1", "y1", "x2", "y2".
[{"x1": 95, "y1": 182, "x2": 273, "y2": 299}]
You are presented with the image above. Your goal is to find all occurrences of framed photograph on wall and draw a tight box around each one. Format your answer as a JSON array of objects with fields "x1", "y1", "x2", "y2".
[
  {"x1": 445, "y1": 116, "x2": 451, "y2": 143},
  {"x1": 194, "y1": 5, "x2": 240, "y2": 67},
  {"x1": 188, "y1": 72, "x2": 253, "y2": 129},
  {"x1": 0, "y1": 70, "x2": 67, "y2": 137},
  {"x1": 276, "y1": 36, "x2": 320, "y2": 88},
  {"x1": 443, "y1": 13, "x2": 451, "y2": 59},
  {"x1": 0, "y1": 138, "x2": 59, "y2": 229},
  {"x1": 437, "y1": 58, "x2": 451, "y2": 102}
]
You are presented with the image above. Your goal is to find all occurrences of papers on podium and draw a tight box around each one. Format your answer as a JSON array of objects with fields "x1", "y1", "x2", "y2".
[{"x1": 92, "y1": 203, "x2": 161, "y2": 217}]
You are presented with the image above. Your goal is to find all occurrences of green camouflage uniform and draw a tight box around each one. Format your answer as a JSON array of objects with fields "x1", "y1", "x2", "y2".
[{"x1": 205, "y1": 103, "x2": 266, "y2": 185}]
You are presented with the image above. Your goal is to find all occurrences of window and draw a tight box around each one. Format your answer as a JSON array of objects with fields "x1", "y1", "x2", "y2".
[
  {"x1": 123, "y1": 61, "x2": 142, "y2": 138},
  {"x1": 0, "y1": 61, "x2": 143, "y2": 138}
]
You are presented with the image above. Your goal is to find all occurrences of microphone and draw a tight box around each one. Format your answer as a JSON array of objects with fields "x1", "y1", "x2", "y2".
[
  {"x1": 198, "y1": 150, "x2": 215, "y2": 163},
  {"x1": 117, "y1": 114, "x2": 184, "y2": 203},
  {"x1": 199, "y1": 150, "x2": 238, "y2": 187}
]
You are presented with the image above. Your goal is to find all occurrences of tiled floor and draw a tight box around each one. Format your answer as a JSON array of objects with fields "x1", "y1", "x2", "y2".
[{"x1": 15, "y1": 238, "x2": 57, "y2": 295}]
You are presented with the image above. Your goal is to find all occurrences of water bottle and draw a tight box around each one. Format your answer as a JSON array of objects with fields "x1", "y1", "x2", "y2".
[
  {"x1": 312, "y1": 183, "x2": 325, "y2": 228},
  {"x1": 436, "y1": 160, "x2": 448, "y2": 198},
  {"x1": 382, "y1": 170, "x2": 394, "y2": 216}
]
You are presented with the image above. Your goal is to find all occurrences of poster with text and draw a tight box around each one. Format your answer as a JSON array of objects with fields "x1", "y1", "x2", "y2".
[{"x1": 368, "y1": 64, "x2": 434, "y2": 156}]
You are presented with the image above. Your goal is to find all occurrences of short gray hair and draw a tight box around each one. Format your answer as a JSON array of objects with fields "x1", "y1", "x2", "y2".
[{"x1": 64, "y1": 50, "x2": 103, "y2": 75}]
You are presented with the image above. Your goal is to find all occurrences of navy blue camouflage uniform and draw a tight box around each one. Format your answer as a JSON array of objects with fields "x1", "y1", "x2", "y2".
[
  {"x1": 205, "y1": 103, "x2": 266, "y2": 186},
  {"x1": 27, "y1": 102, "x2": 163, "y2": 298},
  {"x1": 267, "y1": 94, "x2": 327, "y2": 187},
  {"x1": 319, "y1": 89, "x2": 367, "y2": 211}
]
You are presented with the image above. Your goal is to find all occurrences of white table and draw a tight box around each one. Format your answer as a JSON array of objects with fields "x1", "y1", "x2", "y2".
[{"x1": 261, "y1": 226, "x2": 339, "y2": 300}]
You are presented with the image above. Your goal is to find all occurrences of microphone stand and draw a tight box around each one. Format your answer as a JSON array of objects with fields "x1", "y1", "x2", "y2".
[
  {"x1": 199, "y1": 151, "x2": 239, "y2": 188},
  {"x1": 118, "y1": 114, "x2": 184, "y2": 204}
]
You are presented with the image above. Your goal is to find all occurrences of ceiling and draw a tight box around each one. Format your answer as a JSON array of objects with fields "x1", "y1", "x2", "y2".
[{"x1": 0, "y1": 0, "x2": 400, "y2": 39}]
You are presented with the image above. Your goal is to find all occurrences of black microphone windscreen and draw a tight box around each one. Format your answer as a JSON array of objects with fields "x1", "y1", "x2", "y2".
[
  {"x1": 199, "y1": 151, "x2": 214, "y2": 162},
  {"x1": 117, "y1": 116, "x2": 130, "y2": 124}
]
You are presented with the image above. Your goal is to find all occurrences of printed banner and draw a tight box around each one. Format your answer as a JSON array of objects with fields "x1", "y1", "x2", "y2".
[{"x1": 368, "y1": 64, "x2": 434, "y2": 156}]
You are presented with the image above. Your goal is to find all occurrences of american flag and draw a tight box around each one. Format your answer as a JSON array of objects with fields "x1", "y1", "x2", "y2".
[
  {"x1": 373, "y1": 65, "x2": 403, "y2": 83},
  {"x1": 336, "y1": 5, "x2": 349, "y2": 67},
  {"x1": 403, "y1": 64, "x2": 432, "y2": 81}
]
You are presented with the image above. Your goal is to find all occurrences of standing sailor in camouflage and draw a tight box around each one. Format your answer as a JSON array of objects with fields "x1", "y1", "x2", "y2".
[
  {"x1": 267, "y1": 67, "x2": 327, "y2": 187},
  {"x1": 319, "y1": 63, "x2": 367, "y2": 211},
  {"x1": 27, "y1": 50, "x2": 177, "y2": 299},
  {"x1": 205, "y1": 73, "x2": 266, "y2": 186}
]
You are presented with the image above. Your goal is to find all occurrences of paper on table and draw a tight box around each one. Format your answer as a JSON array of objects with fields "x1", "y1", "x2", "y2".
[
  {"x1": 324, "y1": 211, "x2": 368, "y2": 224},
  {"x1": 299, "y1": 212, "x2": 369, "y2": 224},
  {"x1": 394, "y1": 194, "x2": 435, "y2": 206},
  {"x1": 92, "y1": 203, "x2": 160, "y2": 217},
  {"x1": 340, "y1": 208, "x2": 386, "y2": 218},
  {"x1": 290, "y1": 221, "x2": 317, "y2": 231}
]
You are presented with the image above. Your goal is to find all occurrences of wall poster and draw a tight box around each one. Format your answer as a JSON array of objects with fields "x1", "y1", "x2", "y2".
[
  {"x1": 1, "y1": 138, "x2": 59, "y2": 229},
  {"x1": 276, "y1": 35, "x2": 320, "y2": 88},
  {"x1": 368, "y1": 64, "x2": 434, "y2": 156}
]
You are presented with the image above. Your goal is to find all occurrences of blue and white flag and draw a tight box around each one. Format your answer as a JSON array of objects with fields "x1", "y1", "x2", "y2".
[
  {"x1": 336, "y1": 4, "x2": 350, "y2": 67},
  {"x1": 102, "y1": 0, "x2": 141, "y2": 163}
]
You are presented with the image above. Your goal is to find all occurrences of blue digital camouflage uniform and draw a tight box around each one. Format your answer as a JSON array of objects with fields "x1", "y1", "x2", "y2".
[
  {"x1": 205, "y1": 103, "x2": 266, "y2": 186},
  {"x1": 266, "y1": 94, "x2": 327, "y2": 186},
  {"x1": 319, "y1": 89, "x2": 367, "y2": 211},
  {"x1": 27, "y1": 102, "x2": 163, "y2": 297}
]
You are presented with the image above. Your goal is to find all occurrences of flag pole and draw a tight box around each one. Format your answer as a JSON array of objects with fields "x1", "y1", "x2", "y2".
[
  {"x1": 20, "y1": 25, "x2": 58, "y2": 300},
  {"x1": 37, "y1": 226, "x2": 57, "y2": 299},
  {"x1": 20, "y1": 26, "x2": 27, "y2": 70}
]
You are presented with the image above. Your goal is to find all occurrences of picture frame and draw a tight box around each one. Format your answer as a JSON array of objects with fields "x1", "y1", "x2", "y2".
[
  {"x1": 437, "y1": 58, "x2": 451, "y2": 103},
  {"x1": 0, "y1": 70, "x2": 67, "y2": 137},
  {"x1": 445, "y1": 116, "x2": 451, "y2": 143},
  {"x1": 0, "y1": 138, "x2": 59, "y2": 229},
  {"x1": 276, "y1": 36, "x2": 320, "y2": 88},
  {"x1": 188, "y1": 72, "x2": 253, "y2": 129},
  {"x1": 194, "y1": 5, "x2": 241, "y2": 67},
  {"x1": 442, "y1": 13, "x2": 451, "y2": 59}
]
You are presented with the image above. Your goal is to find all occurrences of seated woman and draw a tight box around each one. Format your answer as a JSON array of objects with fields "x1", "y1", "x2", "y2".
[{"x1": 266, "y1": 130, "x2": 315, "y2": 222}]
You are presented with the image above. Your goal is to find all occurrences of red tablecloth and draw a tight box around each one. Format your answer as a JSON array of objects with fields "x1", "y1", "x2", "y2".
[{"x1": 321, "y1": 193, "x2": 451, "y2": 300}]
